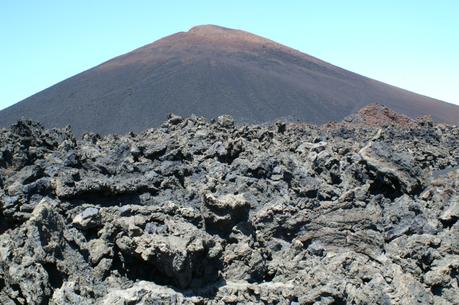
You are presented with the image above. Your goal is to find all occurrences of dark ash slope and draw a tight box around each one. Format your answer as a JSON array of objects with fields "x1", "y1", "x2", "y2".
[{"x1": 1, "y1": 25, "x2": 458, "y2": 134}]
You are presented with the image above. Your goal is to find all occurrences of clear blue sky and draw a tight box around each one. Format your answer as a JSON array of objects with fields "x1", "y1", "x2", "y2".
[{"x1": 1, "y1": 0, "x2": 458, "y2": 110}]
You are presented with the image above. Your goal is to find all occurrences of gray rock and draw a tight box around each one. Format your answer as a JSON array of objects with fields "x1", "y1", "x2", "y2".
[
  {"x1": 72, "y1": 207, "x2": 101, "y2": 229},
  {"x1": 202, "y1": 193, "x2": 250, "y2": 236},
  {"x1": 1, "y1": 115, "x2": 458, "y2": 304}
]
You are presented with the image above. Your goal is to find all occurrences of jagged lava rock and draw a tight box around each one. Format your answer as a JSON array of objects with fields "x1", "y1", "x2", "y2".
[{"x1": 1, "y1": 106, "x2": 459, "y2": 304}]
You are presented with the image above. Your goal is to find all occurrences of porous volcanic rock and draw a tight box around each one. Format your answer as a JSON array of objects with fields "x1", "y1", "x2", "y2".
[
  {"x1": 1, "y1": 107, "x2": 459, "y2": 304},
  {"x1": 344, "y1": 103, "x2": 418, "y2": 128}
]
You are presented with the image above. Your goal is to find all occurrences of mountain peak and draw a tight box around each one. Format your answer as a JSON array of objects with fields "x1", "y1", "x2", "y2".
[
  {"x1": 188, "y1": 24, "x2": 232, "y2": 33},
  {"x1": 1, "y1": 25, "x2": 458, "y2": 135},
  {"x1": 185, "y1": 24, "x2": 275, "y2": 47}
]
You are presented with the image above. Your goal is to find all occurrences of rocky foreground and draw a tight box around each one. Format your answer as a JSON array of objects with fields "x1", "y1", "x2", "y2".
[{"x1": 1, "y1": 105, "x2": 458, "y2": 304}]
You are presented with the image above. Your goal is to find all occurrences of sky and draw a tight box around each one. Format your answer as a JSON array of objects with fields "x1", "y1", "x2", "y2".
[{"x1": 1, "y1": 0, "x2": 458, "y2": 111}]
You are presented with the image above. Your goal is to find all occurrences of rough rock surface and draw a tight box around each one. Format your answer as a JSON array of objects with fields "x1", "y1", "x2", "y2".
[
  {"x1": 344, "y1": 103, "x2": 418, "y2": 128},
  {"x1": 1, "y1": 108, "x2": 458, "y2": 304}
]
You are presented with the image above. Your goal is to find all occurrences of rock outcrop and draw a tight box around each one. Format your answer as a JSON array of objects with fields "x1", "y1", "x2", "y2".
[{"x1": 1, "y1": 109, "x2": 458, "y2": 304}]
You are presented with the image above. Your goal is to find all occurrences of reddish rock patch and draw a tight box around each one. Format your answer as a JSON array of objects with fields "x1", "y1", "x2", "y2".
[{"x1": 345, "y1": 103, "x2": 417, "y2": 128}]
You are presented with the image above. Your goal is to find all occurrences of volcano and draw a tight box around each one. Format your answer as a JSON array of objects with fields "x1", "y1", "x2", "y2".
[{"x1": 1, "y1": 25, "x2": 458, "y2": 134}]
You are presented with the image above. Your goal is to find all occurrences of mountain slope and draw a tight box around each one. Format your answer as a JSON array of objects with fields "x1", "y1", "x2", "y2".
[{"x1": 1, "y1": 25, "x2": 458, "y2": 134}]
